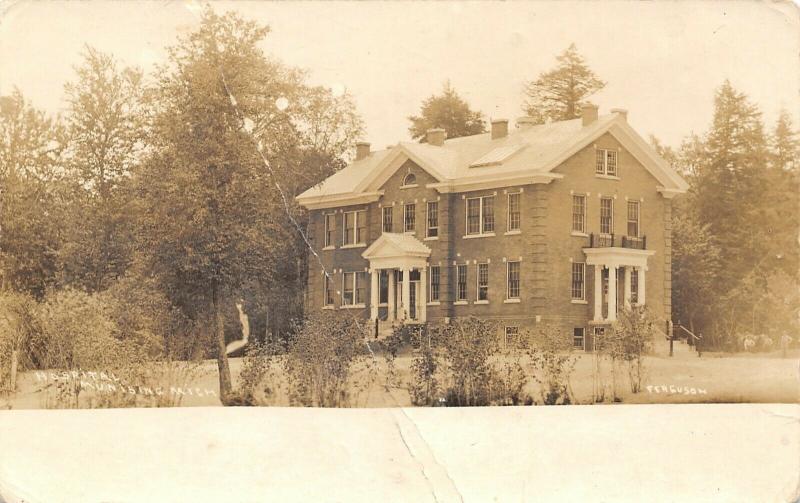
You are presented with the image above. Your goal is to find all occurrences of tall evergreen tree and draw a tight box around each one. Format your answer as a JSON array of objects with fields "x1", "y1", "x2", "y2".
[
  {"x1": 408, "y1": 82, "x2": 486, "y2": 142},
  {"x1": 522, "y1": 43, "x2": 605, "y2": 124}
]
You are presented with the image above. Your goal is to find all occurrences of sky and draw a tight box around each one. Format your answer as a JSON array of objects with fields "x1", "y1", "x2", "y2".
[{"x1": 1, "y1": 0, "x2": 798, "y2": 151}]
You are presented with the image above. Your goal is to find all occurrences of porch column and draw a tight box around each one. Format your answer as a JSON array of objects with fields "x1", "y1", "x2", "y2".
[
  {"x1": 637, "y1": 266, "x2": 646, "y2": 305},
  {"x1": 401, "y1": 268, "x2": 411, "y2": 320},
  {"x1": 370, "y1": 269, "x2": 379, "y2": 321},
  {"x1": 623, "y1": 266, "x2": 632, "y2": 309},
  {"x1": 607, "y1": 264, "x2": 618, "y2": 322},
  {"x1": 593, "y1": 265, "x2": 603, "y2": 322},
  {"x1": 387, "y1": 270, "x2": 396, "y2": 320},
  {"x1": 419, "y1": 266, "x2": 427, "y2": 323}
]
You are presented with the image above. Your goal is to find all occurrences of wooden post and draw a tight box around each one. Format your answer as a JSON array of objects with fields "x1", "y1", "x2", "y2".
[
  {"x1": 10, "y1": 350, "x2": 18, "y2": 391},
  {"x1": 668, "y1": 320, "x2": 674, "y2": 357}
]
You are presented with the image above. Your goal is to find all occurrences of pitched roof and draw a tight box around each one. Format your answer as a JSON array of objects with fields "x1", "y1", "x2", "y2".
[
  {"x1": 297, "y1": 112, "x2": 688, "y2": 208},
  {"x1": 362, "y1": 233, "x2": 431, "y2": 260}
]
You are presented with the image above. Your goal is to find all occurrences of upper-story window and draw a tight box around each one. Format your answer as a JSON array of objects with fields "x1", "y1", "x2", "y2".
[
  {"x1": 426, "y1": 201, "x2": 439, "y2": 238},
  {"x1": 627, "y1": 201, "x2": 640, "y2": 237},
  {"x1": 382, "y1": 206, "x2": 393, "y2": 233},
  {"x1": 596, "y1": 149, "x2": 618, "y2": 176},
  {"x1": 466, "y1": 196, "x2": 495, "y2": 235},
  {"x1": 404, "y1": 203, "x2": 416, "y2": 232},
  {"x1": 343, "y1": 209, "x2": 366, "y2": 246},
  {"x1": 324, "y1": 213, "x2": 336, "y2": 247},
  {"x1": 572, "y1": 195, "x2": 586, "y2": 233},
  {"x1": 600, "y1": 197, "x2": 614, "y2": 235},
  {"x1": 507, "y1": 192, "x2": 521, "y2": 232},
  {"x1": 402, "y1": 173, "x2": 417, "y2": 187}
]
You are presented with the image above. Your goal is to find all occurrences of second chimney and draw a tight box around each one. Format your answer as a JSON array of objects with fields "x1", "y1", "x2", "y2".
[
  {"x1": 355, "y1": 141, "x2": 371, "y2": 161},
  {"x1": 491, "y1": 119, "x2": 509, "y2": 139},
  {"x1": 426, "y1": 128, "x2": 446, "y2": 146},
  {"x1": 581, "y1": 104, "x2": 598, "y2": 126}
]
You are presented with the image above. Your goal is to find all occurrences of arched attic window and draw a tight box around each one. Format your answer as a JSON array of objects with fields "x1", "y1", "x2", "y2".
[{"x1": 402, "y1": 173, "x2": 417, "y2": 186}]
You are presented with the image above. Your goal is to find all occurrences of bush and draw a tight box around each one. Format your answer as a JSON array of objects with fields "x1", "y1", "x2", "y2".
[
  {"x1": 0, "y1": 292, "x2": 39, "y2": 393},
  {"x1": 283, "y1": 312, "x2": 374, "y2": 407},
  {"x1": 611, "y1": 306, "x2": 656, "y2": 393},
  {"x1": 529, "y1": 324, "x2": 576, "y2": 405}
]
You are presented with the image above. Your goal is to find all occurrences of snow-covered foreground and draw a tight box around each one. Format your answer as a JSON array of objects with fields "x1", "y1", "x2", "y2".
[
  {"x1": 5, "y1": 351, "x2": 799, "y2": 409},
  {"x1": 0, "y1": 404, "x2": 797, "y2": 502}
]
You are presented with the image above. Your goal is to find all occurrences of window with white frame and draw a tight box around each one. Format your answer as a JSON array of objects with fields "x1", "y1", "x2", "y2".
[
  {"x1": 382, "y1": 206, "x2": 393, "y2": 233},
  {"x1": 466, "y1": 196, "x2": 495, "y2": 235},
  {"x1": 507, "y1": 192, "x2": 521, "y2": 231},
  {"x1": 477, "y1": 263, "x2": 489, "y2": 301},
  {"x1": 429, "y1": 265, "x2": 440, "y2": 302},
  {"x1": 631, "y1": 268, "x2": 639, "y2": 304},
  {"x1": 505, "y1": 326, "x2": 520, "y2": 348},
  {"x1": 572, "y1": 195, "x2": 586, "y2": 233},
  {"x1": 404, "y1": 203, "x2": 416, "y2": 232},
  {"x1": 627, "y1": 201, "x2": 640, "y2": 237},
  {"x1": 324, "y1": 213, "x2": 336, "y2": 247},
  {"x1": 600, "y1": 197, "x2": 613, "y2": 235},
  {"x1": 324, "y1": 274, "x2": 334, "y2": 306},
  {"x1": 343, "y1": 210, "x2": 366, "y2": 245},
  {"x1": 573, "y1": 327, "x2": 585, "y2": 349},
  {"x1": 571, "y1": 262, "x2": 585, "y2": 300},
  {"x1": 426, "y1": 201, "x2": 439, "y2": 238},
  {"x1": 596, "y1": 149, "x2": 618, "y2": 176},
  {"x1": 342, "y1": 271, "x2": 366, "y2": 305},
  {"x1": 507, "y1": 261, "x2": 520, "y2": 299},
  {"x1": 457, "y1": 264, "x2": 468, "y2": 301},
  {"x1": 402, "y1": 173, "x2": 416, "y2": 186}
]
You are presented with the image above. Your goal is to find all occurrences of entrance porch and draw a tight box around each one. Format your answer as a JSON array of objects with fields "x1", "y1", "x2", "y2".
[{"x1": 584, "y1": 245, "x2": 655, "y2": 324}]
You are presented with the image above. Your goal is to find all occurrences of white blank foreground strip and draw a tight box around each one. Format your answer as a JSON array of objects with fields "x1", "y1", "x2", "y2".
[{"x1": 0, "y1": 405, "x2": 797, "y2": 503}]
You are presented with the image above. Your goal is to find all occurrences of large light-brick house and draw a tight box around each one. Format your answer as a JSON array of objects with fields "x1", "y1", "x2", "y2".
[{"x1": 296, "y1": 105, "x2": 688, "y2": 350}]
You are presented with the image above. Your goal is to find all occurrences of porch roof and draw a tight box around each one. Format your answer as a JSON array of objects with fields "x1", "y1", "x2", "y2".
[{"x1": 362, "y1": 233, "x2": 431, "y2": 269}]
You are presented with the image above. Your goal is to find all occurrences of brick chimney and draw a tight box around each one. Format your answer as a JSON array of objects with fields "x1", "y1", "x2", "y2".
[
  {"x1": 355, "y1": 141, "x2": 371, "y2": 161},
  {"x1": 491, "y1": 119, "x2": 509, "y2": 139},
  {"x1": 611, "y1": 108, "x2": 628, "y2": 121},
  {"x1": 581, "y1": 104, "x2": 598, "y2": 126},
  {"x1": 426, "y1": 128, "x2": 446, "y2": 146},
  {"x1": 516, "y1": 117, "x2": 537, "y2": 130}
]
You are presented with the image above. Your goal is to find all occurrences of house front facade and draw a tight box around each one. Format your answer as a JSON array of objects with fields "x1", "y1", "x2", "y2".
[{"x1": 296, "y1": 105, "x2": 688, "y2": 350}]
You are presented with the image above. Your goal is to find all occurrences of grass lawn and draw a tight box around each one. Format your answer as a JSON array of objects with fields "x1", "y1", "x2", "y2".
[{"x1": 5, "y1": 347, "x2": 798, "y2": 409}]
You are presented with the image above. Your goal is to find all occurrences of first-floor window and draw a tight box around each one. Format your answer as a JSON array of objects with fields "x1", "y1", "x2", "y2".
[
  {"x1": 457, "y1": 264, "x2": 468, "y2": 301},
  {"x1": 429, "y1": 266, "x2": 440, "y2": 302},
  {"x1": 382, "y1": 206, "x2": 393, "y2": 233},
  {"x1": 507, "y1": 261, "x2": 520, "y2": 299},
  {"x1": 505, "y1": 326, "x2": 520, "y2": 348},
  {"x1": 477, "y1": 263, "x2": 489, "y2": 301},
  {"x1": 404, "y1": 203, "x2": 416, "y2": 232},
  {"x1": 342, "y1": 271, "x2": 366, "y2": 305},
  {"x1": 571, "y1": 262, "x2": 585, "y2": 300},
  {"x1": 427, "y1": 201, "x2": 439, "y2": 238},
  {"x1": 631, "y1": 268, "x2": 639, "y2": 304},
  {"x1": 573, "y1": 327, "x2": 585, "y2": 349},
  {"x1": 324, "y1": 274, "x2": 334, "y2": 306}
]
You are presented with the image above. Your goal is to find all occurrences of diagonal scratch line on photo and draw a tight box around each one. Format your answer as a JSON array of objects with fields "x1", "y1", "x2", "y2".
[{"x1": 213, "y1": 34, "x2": 464, "y2": 502}]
